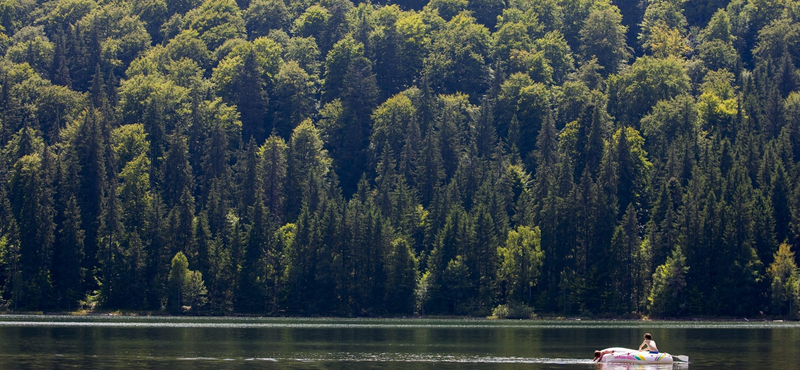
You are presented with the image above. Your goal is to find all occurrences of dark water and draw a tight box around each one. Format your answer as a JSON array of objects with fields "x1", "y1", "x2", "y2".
[{"x1": 0, "y1": 315, "x2": 797, "y2": 369}]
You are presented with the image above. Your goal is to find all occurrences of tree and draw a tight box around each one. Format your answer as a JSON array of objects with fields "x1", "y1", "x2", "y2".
[
  {"x1": 51, "y1": 157, "x2": 85, "y2": 309},
  {"x1": 608, "y1": 56, "x2": 690, "y2": 127},
  {"x1": 133, "y1": 0, "x2": 169, "y2": 43},
  {"x1": 638, "y1": 0, "x2": 688, "y2": 55},
  {"x1": 167, "y1": 251, "x2": 189, "y2": 312},
  {"x1": 185, "y1": 0, "x2": 246, "y2": 50},
  {"x1": 245, "y1": 0, "x2": 290, "y2": 38},
  {"x1": 50, "y1": 28, "x2": 72, "y2": 87},
  {"x1": 329, "y1": 51, "x2": 378, "y2": 196},
  {"x1": 767, "y1": 243, "x2": 799, "y2": 317},
  {"x1": 385, "y1": 237, "x2": 418, "y2": 314},
  {"x1": 425, "y1": 205, "x2": 476, "y2": 314},
  {"x1": 370, "y1": 93, "x2": 417, "y2": 166},
  {"x1": 6, "y1": 37, "x2": 55, "y2": 77},
  {"x1": 648, "y1": 246, "x2": 688, "y2": 317},
  {"x1": 292, "y1": 5, "x2": 330, "y2": 50},
  {"x1": 218, "y1": 49, "x2": 269, "y2": 144},
  {"x1": 237, "y1": 198, "x2": 272, "y2": 313},
  {"x1": 286, "y1": 119, "x2": 330, "y2": 221},
  {"x1": 0, "y1": 175, "x2": 21, "y2": 307},
  {"x1": 609, "y1": 204, "x2": 650, "y2": 313},
  {"x1": 322, "y1": 36, "x2": 362, "y2": 103},
  {"x1": 161, "y1": 134, "x2": 193, "y2": 210},
  {"x1": 425, "y1": 0, "x2": 467, "y2": 21},
  {"x1": 69, "y1": 109, "x2": 109, "y2": 293},
  {"x1": 498, "y1": 225, "x2": 544, "y2": 306},
  {"x1": 272, "y1": 61, "x2": 316, "y2": 139},
  {"x1": 415, "y1": 127, "x2": 445, "y2": 207},
  {"x1": 496, "y1": 73, "x2": 549, "y2": 164},
  {"x1": 610, "y1": 127, "x2": 652, "y2": 213},
  {"x1": 579, "y1": 5, "x2": 631, "y2": 75},
  {"x1": 8, "y1": 152, "x2": 56, "y2": 309},
  {"x1": 422, "y1": 12, "x2": 491, "y2": 100},
  {"x1": 166, "y1": 0, "x2": 201, "y2": 16}
]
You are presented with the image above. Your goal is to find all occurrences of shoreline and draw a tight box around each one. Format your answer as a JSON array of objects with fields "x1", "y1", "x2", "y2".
[{"x1": 0, "y1": 310, "x2": 792, "y2": 322}]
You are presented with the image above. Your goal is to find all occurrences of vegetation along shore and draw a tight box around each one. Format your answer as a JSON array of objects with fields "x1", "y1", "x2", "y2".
[{"x1": 1, "y1": 0, "x2": 799, "y2": 319}]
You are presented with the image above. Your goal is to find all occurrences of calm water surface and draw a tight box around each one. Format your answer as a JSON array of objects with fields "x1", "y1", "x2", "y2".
[{"x1": 0, "y1": 315, "x2": 797, "y2": 369}]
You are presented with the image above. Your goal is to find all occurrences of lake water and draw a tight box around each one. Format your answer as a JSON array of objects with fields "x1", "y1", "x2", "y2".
[{"x1": 0, "y1": 315, "x2": 797, "y2": 369}]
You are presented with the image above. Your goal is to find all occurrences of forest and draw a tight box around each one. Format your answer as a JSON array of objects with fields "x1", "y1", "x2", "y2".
[{"x1": 0, "y1": 0, "x2": 799, "y2": 318}]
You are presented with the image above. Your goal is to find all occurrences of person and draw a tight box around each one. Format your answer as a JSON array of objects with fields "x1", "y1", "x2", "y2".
[
  {"x1": 638, "y1": 333, "x2": 658, "y2": 353},
  {"x1": 592, "y1": 349, "x2": 615, "y2": 362}
]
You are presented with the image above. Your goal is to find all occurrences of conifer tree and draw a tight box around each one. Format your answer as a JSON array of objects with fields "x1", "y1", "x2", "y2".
[
  {"x1": 237, "y1": 197, "x2": 271, "y2": 312},
  {"x1": 71, "y1": 109, "x2": 108, "y2": 293},
  {"x1": 0, "y1": 170, "x2": 20, "y2": 305},
  {"x1": 261, "y1": 135, "x2": 287, "y2": 224},
  {"x1": 415, "y1": 127, "x2": 445, "y2": 207},
  {"x1": 9, "y1": 150, "x2": 56, "y2": 309},
  {"x1": 234, "y1": 49, "x2": 269, "y2": 144},
  {"x1": 50, "y1": 27, "x2": 72, "y2": 88},
  {"x1": 52, "y1": 155, "x2": 85, "y2": 309}
]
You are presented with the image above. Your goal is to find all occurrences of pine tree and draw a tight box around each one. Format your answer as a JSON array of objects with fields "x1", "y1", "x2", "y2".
[
  {"x1": 237, "y1": 198, "x2": 271, "y2": 313},
  {"x1": 238, "y1": 139, "x2": 261, "y2": 223},
  {"x1": 336, "y1": 55, "x2": 379, "y2": 196},
  {"x1": 415, "y1": 127, "x2": 445, "y2": 207},
  {"x1": 384, "y1": 237, "x2": 418, "y2": 314},
  {"x1": 286, "y1": 119, "x2": 329, "y2": 222},
  {"x1": 162, "y1": 134, "x2": 193, "y2": 210},
  {"x1": 261, "y1": 135, "x2": 287, "y2": 224},
  {"x1": 9, "y1": 150, "x2": 56, "y2": 309},
  {"x1": 52, "y1": 155, "x2": 85, "y2": 309},
  {"x1": 234, "y1": 49, "x2": 269, "y2": 144},
  {"x1": 0, "y1": 171, "x2": 21, "y2": 306},
  {"x1": 49, "y1": 27, "x2": 72, "y2": 88},
  {"x1": 72, "y1": 109, "x2": 108, "y2": 294}
]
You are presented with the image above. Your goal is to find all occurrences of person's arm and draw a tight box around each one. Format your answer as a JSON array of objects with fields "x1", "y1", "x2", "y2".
[{"x1": 638, "y1": 341, "x2": 646, "y2": 351}]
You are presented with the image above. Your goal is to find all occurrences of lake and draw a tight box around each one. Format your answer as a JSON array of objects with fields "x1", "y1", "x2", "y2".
[{"x1": 0, "y1": 315, "x2": 797, "y2": 369}]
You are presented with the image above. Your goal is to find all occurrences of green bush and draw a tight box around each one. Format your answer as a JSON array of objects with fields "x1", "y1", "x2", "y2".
[{"x1": 492, "y1": 303, "x2": 535, "y2": 319}]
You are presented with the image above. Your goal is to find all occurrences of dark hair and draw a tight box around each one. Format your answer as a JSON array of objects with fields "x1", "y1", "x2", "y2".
[
  {"x1": 594, "y1": 350, "x2": 601, "y2": 358},
  {"x1": 644, "y1": 333, "x2": 652, "y2": 340}
]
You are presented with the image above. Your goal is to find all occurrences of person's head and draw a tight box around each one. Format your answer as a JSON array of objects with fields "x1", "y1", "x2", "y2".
[
  {"x1": 644, "y1": 333, "x2": 652, "y2": 340},
  {"x1": 594, "y1": 350, "x2": 601, "y2": 359}
]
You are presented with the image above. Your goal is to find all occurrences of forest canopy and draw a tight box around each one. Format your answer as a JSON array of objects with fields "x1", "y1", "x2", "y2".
[{"x1": 1, "y1": 0, "x2": 800, "y2": 318}]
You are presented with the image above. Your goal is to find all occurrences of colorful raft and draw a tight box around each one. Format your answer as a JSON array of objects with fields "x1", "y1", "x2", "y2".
[{"x1": 598, "y1": 348, "x2": 674, "y2": 364}]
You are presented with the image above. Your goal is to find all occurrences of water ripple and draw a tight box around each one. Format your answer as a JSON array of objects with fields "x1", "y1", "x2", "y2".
[{"x1": 0, "y1": 315, "x2": 797, "y2": 330}]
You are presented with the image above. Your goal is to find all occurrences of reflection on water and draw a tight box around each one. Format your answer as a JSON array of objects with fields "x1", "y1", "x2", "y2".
[
  {"x1": 595, "y1": 364, "x2": 686, "y2": 370},
  {"x1": 0, "y1": 315, "x2": 797, "y2": 370}
]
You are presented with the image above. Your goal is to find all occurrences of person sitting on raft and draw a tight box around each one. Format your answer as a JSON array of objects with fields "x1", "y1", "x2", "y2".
[
  {"x1": 592, "y1": 349, "x2": 615, "y2": 362},
  {"x1": 638, "y1": 333, "x2": 658, "y2": 353}
]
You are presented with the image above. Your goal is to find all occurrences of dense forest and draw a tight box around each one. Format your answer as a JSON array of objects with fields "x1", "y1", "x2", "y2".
[{"x1": 0, "y1": 0, "x2": 799, "y2": 318}]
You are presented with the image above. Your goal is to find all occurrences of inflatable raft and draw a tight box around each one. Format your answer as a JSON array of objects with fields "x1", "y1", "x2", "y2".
[{"x1": 597, "y1": 348, "x2": 678, "y2": 364}]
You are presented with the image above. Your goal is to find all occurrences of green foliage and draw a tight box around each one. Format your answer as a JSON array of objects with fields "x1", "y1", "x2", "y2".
[
  {"x1": 245, "y1": 0, "x2": 289, "y2": 38},
  {"x1": 767, "y1": 243, "x2": 799, "y2": 317},
  {"x1": 167, "y1": 251, "x2": 187, "y2": 311},
  {"x1": 185, "y1": 0, "x2": 245, "y2": 50},
  {"x1": 425, "y1": 0, "x2": 467, "y2": 21},
  {"x1": 608, "y1": 56, "x2": 690, "y2": 127},
  {"x1": 6, "y1": 36, "x2": 54, "y2": 76},
  {"x1": 422, "y1": 12, "x2": 491, "y2": 100},
  {"x1": 579, "y1": 5, "x2": 630, "y2": 74},
  {"x1": 491, "y1": 302, "x2": 535, "y2": 319},
  {"x1": 648, "y1": 246, "x2": 688, "y2": 317},
  {"x1": 498, "y1": 226, "x2": 544, "y2": 306},
  {"x1": 1, "y1": 0, "x2": 799, "y2": 319}
]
